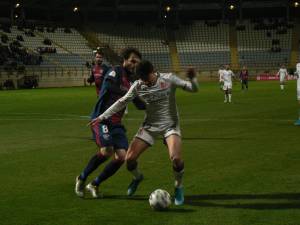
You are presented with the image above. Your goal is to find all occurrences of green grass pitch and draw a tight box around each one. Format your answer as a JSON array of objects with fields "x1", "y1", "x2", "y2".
[{"x1": 0, "y1": 81, "x2": 299, "y2": 225}]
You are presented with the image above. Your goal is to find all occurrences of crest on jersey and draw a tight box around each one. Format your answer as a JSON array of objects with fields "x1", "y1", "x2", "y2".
[
  {"x1": 103, "y1": 134, "x2": 110, "y2": 140},
  {"x1": 160, "y1": 81, "x2": 169, "y2": 89},
  {"x1": 109, "y1": 71, "x2": 116, "y2": 77}
]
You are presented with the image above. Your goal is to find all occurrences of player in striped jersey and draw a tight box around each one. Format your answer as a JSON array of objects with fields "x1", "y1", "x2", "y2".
[
  {"x1": 90, "y1": 60, "x2": 199, "y2": 205},
  {"x1": 75, "y1": 48, "x2": 145, "y2": 198}
]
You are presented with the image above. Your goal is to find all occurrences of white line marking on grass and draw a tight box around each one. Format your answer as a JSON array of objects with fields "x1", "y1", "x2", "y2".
[
  {"x1": 0, "y1": 118, "x2": 87, "y2": 121},
  {"x1": 0, "y1": 117, "x2": 295, "y2": 122},
  {"x1": 0, "y1": 112, "x2": 84, "y2": 117},
  {"x1": 0, "y1": 113, "x2": 295, "y2": 122}
]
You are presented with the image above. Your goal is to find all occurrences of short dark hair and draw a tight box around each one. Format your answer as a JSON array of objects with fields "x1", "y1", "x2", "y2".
[
  {"x1": 120, "y1": 47, "x2": 142, "y2": 60},
  {"x1": 95, "y1": 51, "x2": 103, "y2": 56},
  {"x1": 94, "y1": 47, "x2": 104, "y2": 56},
  {"x1": 136, "y1": 60, "x2": 154, "y2": 81}
]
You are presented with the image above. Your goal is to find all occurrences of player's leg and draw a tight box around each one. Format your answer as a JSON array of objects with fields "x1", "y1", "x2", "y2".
[
  {"x1": 245, "y1": 79, "x2": 248, "y2": 90},
  {"x1": 75, "y1": 123, "x2": 113, "y2": 197},
  {"x1": 223, "y1": 89, "x2": 228, "y2": 103},
  {"x1": 126, "y1": 138, "x2": 150, "y2": 196},
  {"x1": 126, "y1": 129, "x2": 153, "y2": 196},
  {"x1": 165, "y1": 134, "x2": 185, "y2": 205},
  {"x1": 76, "y1": 147, "x2": 113, "y2": 198},
  {"x1": 228, "y1": 88, "x2": 232, "y2": 103},
  {"x1": 89, "y1": 127, "x2": 129, "y2": 196},
  {"x1": 280, "y1": 77, "x2": 285, "y2": 90}
]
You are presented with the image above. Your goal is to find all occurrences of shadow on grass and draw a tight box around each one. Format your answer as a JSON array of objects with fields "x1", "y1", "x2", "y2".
[
  {"x1": 84, "y1": 195, "x2": 195, "y2": 213},
  {"x1": 88, "y1": 193, "x2": 300, "y2": 210},
  {"x1": 185, "y1": 193, "x2": 300, "y2": 210},
  {"x1": 181, "y1": 137, "x2": 243, "y2": 141}
]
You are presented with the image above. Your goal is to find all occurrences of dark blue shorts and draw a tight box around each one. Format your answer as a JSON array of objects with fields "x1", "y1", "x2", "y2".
[{"x1": 92, "y1": 123, "x2": 128, "y2": 150}]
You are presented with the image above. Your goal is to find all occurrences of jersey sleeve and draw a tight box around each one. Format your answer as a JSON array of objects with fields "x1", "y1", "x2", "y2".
[
  {"x1": 219, "y1": 71, "x2": 224, "y2": 82},
  {"x1": 170, "y1": 74, "x2": 199, "y2": 92},
  {"x1": 98, "y1": 81, "x2": 139, "y2": 120},
  {"x1": 87, "y1": 69, "x2": 95, "y2": 83},
  {"x1": 297, "y1": 63, "x2": 300, "y2": 72},
  {"x1": 231, "y1": 70, "x2": 235, "y2": 77},
  {"x1": 132, "y1": 96, "x2": 146, "y2": 110}
]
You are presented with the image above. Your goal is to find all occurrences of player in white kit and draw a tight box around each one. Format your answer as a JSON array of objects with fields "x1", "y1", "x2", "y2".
[
  {"x1": 89, "y1": 60, "x2": 199, "y2": 205},
  {"x1": 295, "y1": 61, "x2": 300, "y2": 126},
  {"x1": 219, "y1": 64, "x2": 234, "y2": 103},
  {"x1": 277, "y1": 64, "x2": 288, "y2": 90}
]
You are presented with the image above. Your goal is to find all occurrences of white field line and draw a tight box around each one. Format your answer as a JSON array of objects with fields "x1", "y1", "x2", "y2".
[{"x1": 0, "y1": 113, "x2": 295, "y2": 122}]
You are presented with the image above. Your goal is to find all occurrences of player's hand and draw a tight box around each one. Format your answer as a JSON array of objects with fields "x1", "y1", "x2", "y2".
[
  {"x1": 186, "y1": 67, "x2": 196, "y2": 79},
  {"x1": 87, "y1": 117, "x2": 102, "y2": 127}
]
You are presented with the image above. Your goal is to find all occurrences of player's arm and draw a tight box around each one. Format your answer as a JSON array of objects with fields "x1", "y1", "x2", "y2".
[
  {"x1": 89, "y1": 82, "x2": 138, "y2": 126},
  {"x1": 87, "y1": 69, "x2": 95, "y2": 83},
  {"x1": 171, "y1": 68, "x2": 199, "y2": 92},
  {"x1": 219, "y1": 71, "x2": 224, "y2": 83},
  {"x1": 231, "y1": 71, "x2": 236, "y2": 79},
  {"x1": 132, "y1": 97, "x2": 146, "y2": 110}
]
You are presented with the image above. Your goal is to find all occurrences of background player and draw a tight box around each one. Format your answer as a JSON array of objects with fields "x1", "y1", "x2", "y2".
[
  {"x1": 90, "y1": 60, "x2": 199, "y2": 205},
  {"x1": 220, "y1": 64, "x2": 234, "y2": 103},
  {"x1": 277, "y1": 64, "x2": 288, "y2": 91},
  {"x1": 75, "y1": 47, "x2": 145, "y2": 198},
  {"x1": 87, "y1": 49, "x2": 110, "y2": 97},
  {"x1": 239, "y1": 66, "x2": 249, "y2": 91}
]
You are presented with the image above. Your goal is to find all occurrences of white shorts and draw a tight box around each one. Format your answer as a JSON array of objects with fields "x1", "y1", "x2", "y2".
[
  {"x1": 135, "y1": 125, "x2": 181, "y2": 146},
  {"x1": 223, "y1": 82, "x2": 232, "y2": 90},
  {"x1": 280, "y1": 75, "x2": 286, "y2": 83}
]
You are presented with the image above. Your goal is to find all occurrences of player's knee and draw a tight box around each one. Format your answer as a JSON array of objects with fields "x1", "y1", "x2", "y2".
[
  {"x1": 114, "y1": 152, "x2": 126, "y2": 163},
  {"x1": 126, "y1": 159, "x2": 137, "y2": 171},
  {"x1": 172, "y1": 158, "x2": 184, "y2": 172},
  {"x1": 100, "y1": 147, "x2": 113, "y2": 157},
  {"x1": 125, "y1": 148, "x2": 136, "y2": 161}
]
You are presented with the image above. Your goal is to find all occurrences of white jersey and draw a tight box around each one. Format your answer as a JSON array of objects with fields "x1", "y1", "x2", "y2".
[
  {"x1": 297, "y1": 63, "x2": 300, "y2": 75},
  {"x1": 221, "y1": 70, "x2": 234, "y2": 83},
  {"x1": 278, "y1": 68, "x2": 288, "y2": 81},
  {"x1": 99, "y1": 73, "x2": 198, "y2": 131}
]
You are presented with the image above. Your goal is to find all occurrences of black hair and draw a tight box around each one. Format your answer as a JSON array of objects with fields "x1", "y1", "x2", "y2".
[
  {"x1": 136, "y1": 60, "x2": 154, "y2": 81},
  {"x1": 120, "y1": 47, "x2": 142, "y2": 60}
]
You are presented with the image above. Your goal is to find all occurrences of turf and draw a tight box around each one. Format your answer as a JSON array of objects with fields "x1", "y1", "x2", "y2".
[{"x1": 0, "y1": 81, "x2": 299, "y2": 225}]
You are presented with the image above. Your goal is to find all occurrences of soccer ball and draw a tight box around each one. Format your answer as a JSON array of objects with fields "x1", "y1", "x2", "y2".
[{"x1": 149, "y1": 189, "x2": 171, "y2": 210}]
